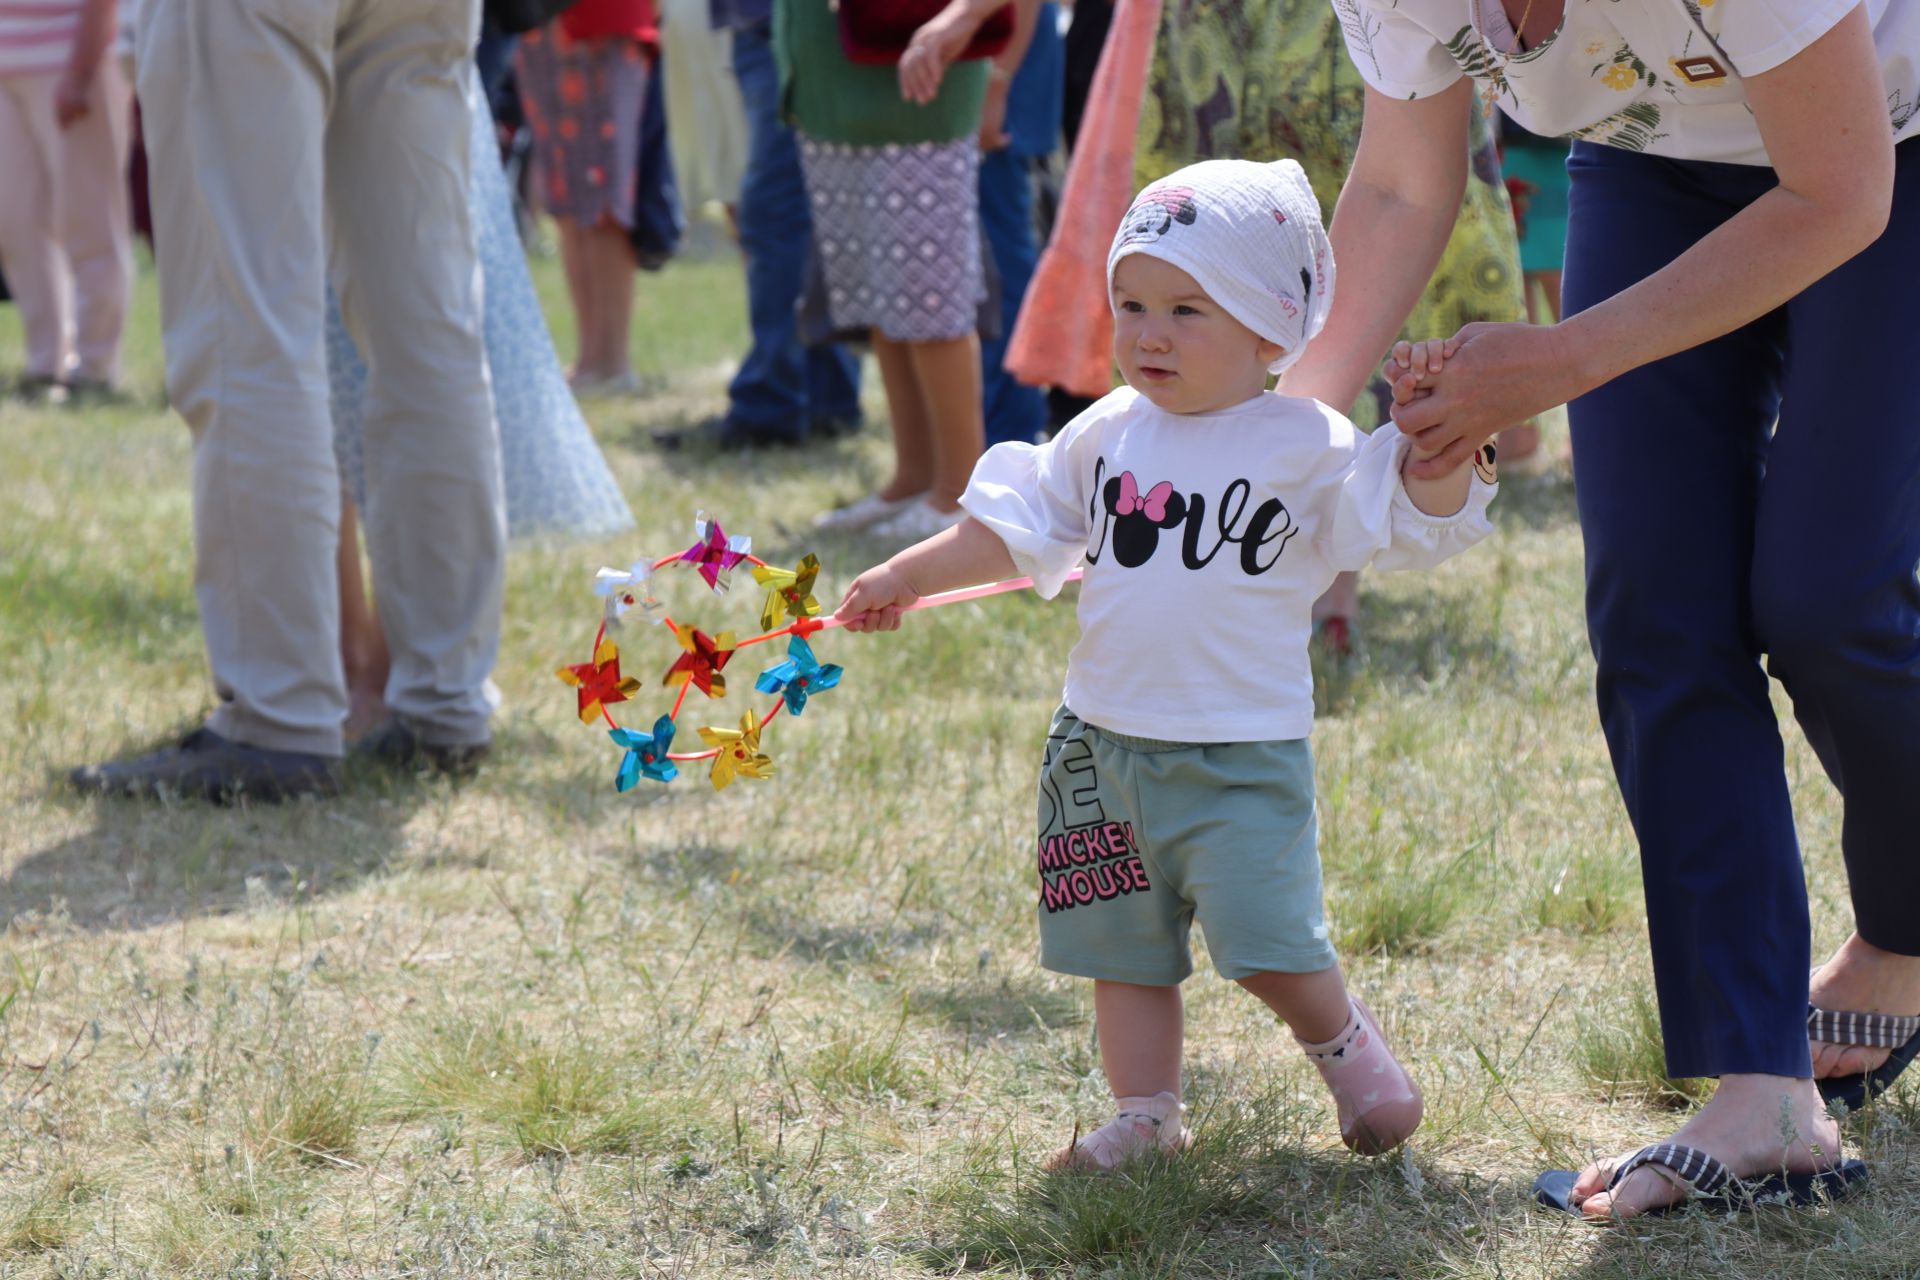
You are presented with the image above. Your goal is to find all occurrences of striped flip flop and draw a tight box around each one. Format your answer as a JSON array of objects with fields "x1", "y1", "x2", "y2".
[
  {"x1": 1810, "y1": 1004, "x2": 1920, "y2": 1112},
  {"x1": 1534, "y1": 1142, "x2": 1868, "y2": 1219}
]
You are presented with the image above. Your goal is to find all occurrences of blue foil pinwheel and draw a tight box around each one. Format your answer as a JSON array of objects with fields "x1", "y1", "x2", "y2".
[
  {"x1": 754, "y1": 635, "x2": 843, "y2": 716},
  {"x1": 610, "y1": 716, "x2": 679, "y2": 789}
]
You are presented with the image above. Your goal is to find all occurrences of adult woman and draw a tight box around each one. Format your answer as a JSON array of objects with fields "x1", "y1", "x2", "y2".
[
  {"x1": 782, "y1": 0, "x2": 1014, "y2": 542},
  {"x1": 328, "y1": 66, "x2": 634, "y2": 737},
  {"x1": 0, "y1": 0, "x2": 132, "y2": 399},
  {"x1": 1306, "y1": 0, "x2": 1918, "y2": 1220},
  {"x1": 516, "y1": 0, "x2": 657, "y2": 393},
  {"x1": 1004, "y1": 0, "x2": 1527, "y2": 649}
]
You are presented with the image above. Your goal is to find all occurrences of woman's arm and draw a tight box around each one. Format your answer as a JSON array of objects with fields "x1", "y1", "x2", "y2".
[
  {"x1": 1397, "y1": 5, "x2": 1895, "y2": 476},
  {"x1": 1277, "y1": 80, "x2": 1473, "y2": 413},
  {"x1": 898, "y1": 0, "x2": 1042, "y2": 110}
]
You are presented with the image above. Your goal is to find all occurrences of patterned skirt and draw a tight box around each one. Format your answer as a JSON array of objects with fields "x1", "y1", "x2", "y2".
[
  {"x1": 797, "y1": 136, "x2": 985, "y2": 344},
  {"x1": 515, "y1": 27, "x2": 648, "y2": 227}
]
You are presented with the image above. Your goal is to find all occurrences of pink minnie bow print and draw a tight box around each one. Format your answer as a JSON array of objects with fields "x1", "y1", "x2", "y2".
[{"x1": 1115, "y1": 472, "x2": 1174, "y2": 521}]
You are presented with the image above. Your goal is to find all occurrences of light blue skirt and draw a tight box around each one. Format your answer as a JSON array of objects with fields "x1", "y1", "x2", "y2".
[{"x1": 326, "y1": 68, "x2": 634, "y2": 542}]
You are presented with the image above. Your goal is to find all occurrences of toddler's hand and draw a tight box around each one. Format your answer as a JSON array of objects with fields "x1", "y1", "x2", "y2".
[
  {"x1": 835, "y1": 562, "x2": 921, "y2": 633},
  {"x1": 1384, "y1": 338, "x2": 1458, "y2": 406}
]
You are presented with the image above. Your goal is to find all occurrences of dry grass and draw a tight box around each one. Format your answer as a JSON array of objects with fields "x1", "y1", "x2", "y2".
[{"x1": 0, "y1": 250, "x2": 1912, "y2": 1277}]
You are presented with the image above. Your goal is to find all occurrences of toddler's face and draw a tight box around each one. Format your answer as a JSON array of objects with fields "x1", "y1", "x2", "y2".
[{"x1": 1111, "y1": 255, "x2": 1284, "y2": 415}]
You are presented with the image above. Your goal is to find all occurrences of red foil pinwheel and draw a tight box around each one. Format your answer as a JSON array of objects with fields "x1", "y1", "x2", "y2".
[{"x1": 556, "y1": 637, "x2": 642, "y2": 723}]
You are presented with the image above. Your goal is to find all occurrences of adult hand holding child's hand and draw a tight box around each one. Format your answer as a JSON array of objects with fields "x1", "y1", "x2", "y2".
[{"x1": 1391, "y1": 321, "x2": 1587, "y2": 479}]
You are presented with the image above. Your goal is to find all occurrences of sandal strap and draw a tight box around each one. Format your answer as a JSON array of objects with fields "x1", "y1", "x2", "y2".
[
  {"x1": 1609, "y1": 1143, "x2": 1734, "y2": 1200},
  {"x1": 1808, "y1": 1006, "x2": 1920, "y2": 1049}
]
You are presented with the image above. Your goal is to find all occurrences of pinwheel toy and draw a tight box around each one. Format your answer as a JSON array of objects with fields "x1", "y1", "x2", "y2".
[
  {"x1": 754, "y1": 634, "x2": 841, "y2": 716},
  {"x1": 611, "y1": 717, "x2": 679, "y2": 790},
  {"x1": 556, "y1": 637, "x2": 641, "y2": 723},
  {"x1": 697, "y1": 709, "x2": 775, "y2": 790},
  {"x1": 559, "y1": 509, "x2": 1081, "y2": 793},
  {"x1": 663, "y1": 623, "x2": 737, "y2": 698},
  {"x1": 752, "y1": 553, "x2": 823, "y2": 632}
]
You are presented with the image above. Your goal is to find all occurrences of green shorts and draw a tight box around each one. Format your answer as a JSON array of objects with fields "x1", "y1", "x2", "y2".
[{"x1": 1034, "y1": 706, "x2": 1338, "y2": 986}]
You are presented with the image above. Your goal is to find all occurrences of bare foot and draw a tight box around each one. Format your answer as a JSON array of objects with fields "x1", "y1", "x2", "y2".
[
  {"x1": 1810, "y1": 934, "x2": 1920, "y2": 1079},
  {"x1": 1570, "y1": 1075, "x2": 1840, "y2": 1221}
]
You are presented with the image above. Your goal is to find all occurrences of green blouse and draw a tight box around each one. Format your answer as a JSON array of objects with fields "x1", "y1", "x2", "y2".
[{"x1": 773, "y1": 0, "x2": 988, "y2": 146}]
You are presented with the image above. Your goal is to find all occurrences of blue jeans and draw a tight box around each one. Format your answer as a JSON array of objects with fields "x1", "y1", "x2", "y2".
[
  {"x1": 727, "y1": 24, "x2": 859, "y2": 436},
  {"x1": 979, "y1": 148, "x2": 1046, "y2": 447},
  {"x1": 1564, "y1": 139, "x2": 1920, "y2": 1079}
]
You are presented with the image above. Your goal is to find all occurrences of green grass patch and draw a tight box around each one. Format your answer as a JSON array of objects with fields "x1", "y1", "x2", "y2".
[{"x1": 1574, "y1": 986, "x2": 1715, "y2": 1109}]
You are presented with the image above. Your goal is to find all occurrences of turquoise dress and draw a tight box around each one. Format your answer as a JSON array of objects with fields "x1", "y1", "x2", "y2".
[{"x1": 326, "y1": 68, "x2": 634, "y2": 542}]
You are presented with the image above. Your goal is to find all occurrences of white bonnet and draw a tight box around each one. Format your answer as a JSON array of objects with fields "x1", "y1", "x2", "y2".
[{"x1": 1106, "y1": 158, "x2": 1336, "y2": 377}]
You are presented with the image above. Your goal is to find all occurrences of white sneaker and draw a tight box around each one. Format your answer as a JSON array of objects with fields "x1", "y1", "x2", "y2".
[
  {"x1": 812, "y1": 491, "x2": 924, "y2": 533},
  {"x1": 869, "y1": 498, "x2": 966, "y2": 543}
]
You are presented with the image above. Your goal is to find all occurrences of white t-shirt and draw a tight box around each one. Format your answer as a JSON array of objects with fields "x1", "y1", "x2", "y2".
[
  {"x1": 960, "y1": 387, "x2": 1498, "y2": 743},
  {"x1": 1332, "y1": 0, "x2": 1919, "y2": 165}
]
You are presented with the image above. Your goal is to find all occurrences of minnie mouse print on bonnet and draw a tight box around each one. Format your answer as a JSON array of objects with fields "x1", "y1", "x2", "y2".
[{"x1": 1105, "y1": 158, "x2": 1336, "y2": 378}]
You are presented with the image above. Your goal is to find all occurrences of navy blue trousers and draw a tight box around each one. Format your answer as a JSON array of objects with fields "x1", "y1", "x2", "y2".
[
  {"x1": 1564, "y1": 139, "x2": 1920, "y2": 1079},
  {"x1": 726, "y1": 24, "x2": 861, "y2": 436}
]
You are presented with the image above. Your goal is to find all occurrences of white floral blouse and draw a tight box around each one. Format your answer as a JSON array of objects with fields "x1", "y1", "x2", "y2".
[{"x1": 1332, "y1": 0, "x2": 1919, "y2": 165}]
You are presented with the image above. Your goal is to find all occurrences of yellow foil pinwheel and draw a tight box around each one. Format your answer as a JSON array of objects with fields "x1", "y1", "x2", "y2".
[
  {"x1": 751, "y1": 553, "x2": 823, "y2": 632},
  {"x1": 697, "y1": 709, "x2": 776, "y2": 791}
]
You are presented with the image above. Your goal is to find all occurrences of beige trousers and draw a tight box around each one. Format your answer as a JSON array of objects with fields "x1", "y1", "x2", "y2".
[
  {"x1": 0, "y1": 58, "x2": 133, "y2": 382},
  {"x1": 137, "y1": 0, "x2": 506, "y2": 757}
]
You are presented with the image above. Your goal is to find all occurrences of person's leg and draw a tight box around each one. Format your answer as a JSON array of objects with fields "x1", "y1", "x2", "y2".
[
  {"x1": 1557, "y1": 142, "x2": 1834, "y2": 1218},
  {"x1": 1754, "y1": 141, "x2": 1920, "y2": 1081},
  {"x1": 978, "y1": 148, "x2": 1047, "y2": 448},
  {"x1": 584, "y1": 220, "x2": 636, "y2": 380},
  {"x1": 903, "y1": 333, "x2": 984, "y2": 510},
  {"x1": 328, "y1": 0, "x2": 504, "y2": 750},
  {"x1": 1093, "y1": 980, "x2": 1182, "y2": 1098},
  {"x1": 56, "y1": 53, "x2": 134, "y2": 386},
  {"x1": 726, "y1": 24, "x2": 855, "y2": 437},
  {"x1": 0, "y1": 73, "x2": 73, "y2": 381},
  {"x1": 335, "y1": 497, "x2": 390, "y2": 740},
  {"x1": 554, "y1": 215, "x2": 593, "y2": 375},
  {"x1": 869, "y1": 334, "x2": 935, "y2": 502},
  {"x1": 137, "y1": 0, "x2": 346, "y2": 757},
  {"x1": 1236, "y1": 968, "x2": 1347, "y2": 1042}
]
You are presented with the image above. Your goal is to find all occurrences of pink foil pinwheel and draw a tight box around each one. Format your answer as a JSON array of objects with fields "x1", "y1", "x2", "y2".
[{"x1": 676, "y1": 513, "x2": 752, "y2": 592}]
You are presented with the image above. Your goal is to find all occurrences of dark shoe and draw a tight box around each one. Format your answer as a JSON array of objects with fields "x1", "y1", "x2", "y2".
[
  {"x1": 808, "y1": 412, "x2": 862, "y2": 440},
  {"x1": 69, "y1": 728, "x2": 341, "y2": 802},
  {"x1": 60, "y1": 376, "x2": 126, "y2": 407},
  {"x1": 13, "y1": 373, "x2": 68, "y2": 405},
  {"x1": 352, "y1": 718, "x2": 490, "y2": 778},
  {"x1": 651, "y1": 415, "x2": 805, "y2": 452}
]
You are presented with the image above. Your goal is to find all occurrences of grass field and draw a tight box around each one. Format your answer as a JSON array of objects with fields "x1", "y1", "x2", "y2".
[{"x1": 0, "y1": 247, "x2": 1914, "y2": 1279}]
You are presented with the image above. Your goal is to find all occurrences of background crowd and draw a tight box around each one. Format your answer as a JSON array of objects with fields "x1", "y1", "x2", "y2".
[{"x1": 0, "y1": 0, "x2": 1565, "y2": 804}]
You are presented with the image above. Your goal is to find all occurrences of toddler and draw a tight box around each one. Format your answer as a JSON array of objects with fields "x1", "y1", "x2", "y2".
[{"x1": 836, "y1": 159, "x2": 1497, "y2": 1165}]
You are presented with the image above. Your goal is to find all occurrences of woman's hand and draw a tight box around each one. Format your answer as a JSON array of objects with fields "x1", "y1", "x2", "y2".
[
  {"x1": 978, "y1": 69, "x2": 1011, "y2": 150},
  {"x1": 54, "y1": 71, "x2": 92, "y2": 127},
  {"x1": 898, "y1": 2, "x2": 980, "y2": 104},
  {"x1": 1391, "y1": 321, "x2": 1588, "y2": 479}
]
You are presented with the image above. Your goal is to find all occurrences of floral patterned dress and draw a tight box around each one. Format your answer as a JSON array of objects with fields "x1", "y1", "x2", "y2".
[{"x1": 1139, "y1": 0, "x2": 1525, "y2": 429}]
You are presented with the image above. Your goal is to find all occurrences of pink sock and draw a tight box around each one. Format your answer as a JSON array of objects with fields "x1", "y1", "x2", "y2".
[{"x1": 1297, "y1": 997, "x2": 1424, "y2": 1155}]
